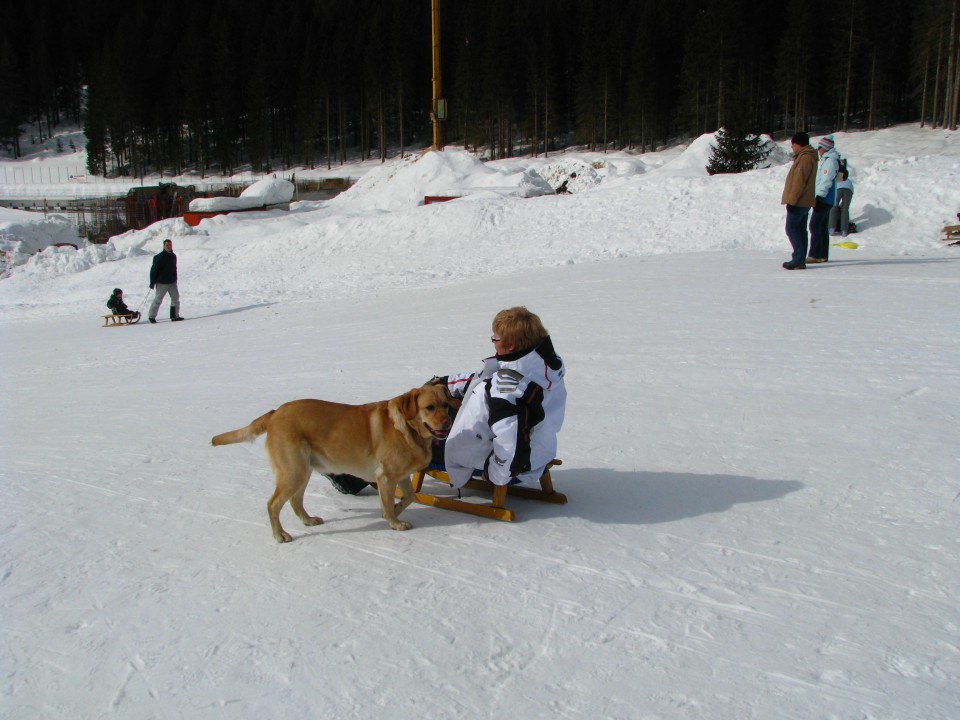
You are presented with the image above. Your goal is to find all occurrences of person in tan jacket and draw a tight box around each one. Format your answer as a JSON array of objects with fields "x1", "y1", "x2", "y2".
[{"x1": 780, "y1": 132, "x2": 818, "y2": 269}]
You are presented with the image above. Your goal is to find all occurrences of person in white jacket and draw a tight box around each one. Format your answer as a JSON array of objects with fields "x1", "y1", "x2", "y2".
[{"x1": 431, "y1": 307, "x2": 566, "y2": 489}]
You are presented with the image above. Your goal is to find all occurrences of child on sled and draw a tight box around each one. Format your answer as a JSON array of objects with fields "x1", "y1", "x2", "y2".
[
  {"x1": 106, "y1": 288, "x2": 140, "y2": 322},
  {"x1": 325, "y1": 306, "x2": 566, "y2": 495}
]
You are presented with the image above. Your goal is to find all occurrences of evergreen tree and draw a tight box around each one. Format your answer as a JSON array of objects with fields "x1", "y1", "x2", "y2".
[{"x1": 705, "y1": 126, "x2": 771, "y2": 175}]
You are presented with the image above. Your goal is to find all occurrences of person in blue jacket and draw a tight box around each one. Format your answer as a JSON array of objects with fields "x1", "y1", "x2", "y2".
[{"x1": 808, "y1": 135, "x2": 840, "y2": 263}]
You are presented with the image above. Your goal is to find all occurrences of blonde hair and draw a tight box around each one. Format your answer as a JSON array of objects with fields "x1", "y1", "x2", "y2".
[{"x1": 493, "y1": 307, "x2": 548, "y2": 351}]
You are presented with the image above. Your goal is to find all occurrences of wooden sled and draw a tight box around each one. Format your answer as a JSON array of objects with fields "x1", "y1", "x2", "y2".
[
  {"x1": 405, "y1": 459, "x2": 566, "y2": 521},
  {"x1": 102, "y1": 313, "x2": 139, "y2": 327},
  {"x1": 943, "y1": 224, "x2": 960, "y2": 246}
]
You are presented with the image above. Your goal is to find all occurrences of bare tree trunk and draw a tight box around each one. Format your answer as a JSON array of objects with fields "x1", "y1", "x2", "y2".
[
  {"x1": 497, "y1": 101, "x2": 507, "y2": 159},
  {"x1": 868, "y1": 48, "x2": 877, "y2": 129},
  {"x1": 337, "y1": 91, "x2": 347, "y2": 165},
  {"x1": 325, "y1": 93, "x2": 331, "y2": 171},
  {"x1": 932, "y1": 29, "x2": 943, "y2": 129},
  {"x1": 953, "y1": 43, "x2": 960, "y2": 129},
  {"x1": 603, "y1": 78, "x2": 608, "y2": 152},
  {"x1": 920, "y1": 45, "x2": 930, "y2": 127},
  {"x1": 532, "y1": 67, "x2": 539, "y2": 157},
  {"x1": 945, "y1": 0, "x2": 957, "y2": 128},
  {"x1": 951, "y1": 0, "x2": 960, "y2": 129},
  {"x1": 843, "y1": 0, "x2": 855, "y2": 132},
  {"x1": 716, "y1": 31, "x2": 724, "y2": 132},
  {"x1": 543, "y1": 78, "x2": 549, "y2": 158},
  {"x1": 378, "y1": 88, "x2": 386, "y2": 162},
  {"x1": 398, "y1": 80, "x2": 405, "y2": 159}
]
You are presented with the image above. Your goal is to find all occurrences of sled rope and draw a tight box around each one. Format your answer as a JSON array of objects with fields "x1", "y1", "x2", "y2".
[{"x1": 135, "y1": 288, "x2": 151, "y2": 312}]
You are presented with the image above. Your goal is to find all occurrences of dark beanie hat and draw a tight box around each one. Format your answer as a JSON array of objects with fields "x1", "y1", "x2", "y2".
[
  {"x1": 112, "y1": 288, "x2": 122, "y2": 295},
  {"x1": 791, "y1": 132, "x2": 809, "y2": 146}
]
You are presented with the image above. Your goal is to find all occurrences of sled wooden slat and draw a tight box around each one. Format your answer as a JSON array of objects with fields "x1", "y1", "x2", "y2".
[
  {"x1": 943, "y1": 224, "x2": 960, "y2": 245},
  {"x1": 102, "y1": 314, "x2": 137, "y2": 327},
  {"x1": 405, "y1": 459, "x2": 565, "y2": 522}
]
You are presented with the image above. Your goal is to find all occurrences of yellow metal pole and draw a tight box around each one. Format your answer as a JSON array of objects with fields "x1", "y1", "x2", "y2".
[{"x1": 431, "y1": 0, "x2": 442, "y2": 150}]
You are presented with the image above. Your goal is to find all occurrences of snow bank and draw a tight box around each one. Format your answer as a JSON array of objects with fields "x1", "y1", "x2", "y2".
[
  {"x1": 0, "y1": 207, "x2": 85, "y2": 276},
  {"x1": 537, "y1": 158, "x2": 602, "y2": 193},
  {"x1": 658, "y1": 132, "x2": 787, "y2": 177},
  {"x1": 1, "y1": 125, "x2": 958, "y2": 319},
  {"x1": 332, "y1": 149, "x2": 554, "y2": 211},
  {"x1": 188, "y1": 177, "x2": 295, "y2": 211}
]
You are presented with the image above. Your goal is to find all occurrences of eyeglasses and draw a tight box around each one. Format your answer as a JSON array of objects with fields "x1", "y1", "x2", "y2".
[{"x1": 491, "y1": 336, "x2": 501, "y2": 343}]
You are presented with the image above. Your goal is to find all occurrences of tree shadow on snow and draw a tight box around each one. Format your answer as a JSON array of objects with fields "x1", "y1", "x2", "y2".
[
  {"x1": 851, "y1": 203, "x2": 893, "y2": 232},
  {"x1": 527, "y1": 467, "x2": 804, "y2": 525},
  {"x1": 816, "y1": 256, "x2": 960, "y2": 269},
  {"x1": 187, "y1": 303, "x2": 274, "y2": 321}
]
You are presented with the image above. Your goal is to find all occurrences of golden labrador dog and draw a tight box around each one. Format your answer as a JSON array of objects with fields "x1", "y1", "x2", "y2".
[{"x1": 211, "y1": 385, "x2": 455, "y2": 542}]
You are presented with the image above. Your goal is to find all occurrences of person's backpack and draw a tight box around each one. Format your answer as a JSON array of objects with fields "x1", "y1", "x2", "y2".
[{"x1": 837, "y1": 157, "x2": 849, "y2": 181}]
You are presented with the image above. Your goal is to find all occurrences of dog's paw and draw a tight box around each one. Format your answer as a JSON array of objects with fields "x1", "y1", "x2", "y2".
[
  {"x1": 275, "y1": 530, "x2": 294, "y2": 543},
  {"x1": 302, "y1": 516, "x2": 324, "y2": 527},
  {"x1": 390, "y1": 521, "x2": 412, "y2": 531}
]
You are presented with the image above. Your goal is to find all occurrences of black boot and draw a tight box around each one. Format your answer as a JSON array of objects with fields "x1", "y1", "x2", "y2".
[
  {"x1": 170, "y1": 307, "x2": 184, "y2": 322},
  {"x1": 325, "y1": 474, "x2": 372, "y2": 495}
]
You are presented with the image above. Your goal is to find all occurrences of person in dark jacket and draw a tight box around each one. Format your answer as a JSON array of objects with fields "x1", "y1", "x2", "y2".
[
  {"x1": 106, "y1": 288, "x2": 140, "y2": 321},
  {"x1": 148, "y1": 239, "x2": 183, "y2": 323}
]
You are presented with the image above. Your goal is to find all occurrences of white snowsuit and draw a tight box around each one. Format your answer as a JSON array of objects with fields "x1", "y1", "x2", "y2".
[{"x1": 440, "y1": 337, "x2": 566, "y2": 488}]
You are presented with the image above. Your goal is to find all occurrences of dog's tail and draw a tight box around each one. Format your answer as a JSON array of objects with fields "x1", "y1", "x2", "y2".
[{"x1": 211, "y1": 410, "x2": 275, "y2": 446}]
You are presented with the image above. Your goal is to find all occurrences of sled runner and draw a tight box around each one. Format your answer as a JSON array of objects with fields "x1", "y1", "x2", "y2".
[
  {"x1": 102, "y1": 313, "x2": 140, "y2": 327},
  {"x1": 403, "y1": 459, "x2": 566, "y2": 521},
  {"x1": 943, "y1": 224, "x2": 960, "y2": 245}
]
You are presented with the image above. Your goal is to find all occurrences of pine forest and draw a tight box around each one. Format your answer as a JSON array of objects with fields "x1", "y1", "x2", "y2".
[{"x1": 1, "y1": 0, "x2": 957, "y2": 177}]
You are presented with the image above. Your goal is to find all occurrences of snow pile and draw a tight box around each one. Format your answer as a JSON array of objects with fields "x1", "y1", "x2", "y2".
[
  {"x1": 659, "y1": 132, "x2": 786, "y2": 177},
  {"x1": 1, "y1": 126, "x2": 959, "y2": 321},
  {"x1": 0, "y1": 206, "x2": 85, "y2": 276},
  {"x1": 332, "y1": 148, "x2": 554, "y2": 211},
  {"x1": 188, "y1": 177, "x2": 295, "y2": 211},
  {"x1": 537, "y1": 158, "x2": 602, "y2": 193}
]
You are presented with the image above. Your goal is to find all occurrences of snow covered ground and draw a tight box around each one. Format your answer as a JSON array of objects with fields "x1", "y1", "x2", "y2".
[{"x1": 1, "y1": 126, "x2": 959, "y2": 719}]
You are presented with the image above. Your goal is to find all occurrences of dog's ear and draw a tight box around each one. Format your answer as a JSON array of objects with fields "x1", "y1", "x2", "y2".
[
  {"x1": 393, "y1": 387, "x2": 421, "y2": 421},
  {"x1": 430, "y1": 383, "x2": 460, "y2": 409}
]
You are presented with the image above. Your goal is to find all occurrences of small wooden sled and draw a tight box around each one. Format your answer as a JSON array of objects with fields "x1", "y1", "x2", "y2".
[
  {"x1": 406, "y1": 459, "x2": 566, "y2": 521},
  {"x1": 943, "y1": 224, "x2": 960, "y2": 246},
  {"x1": 102, "y1": 313, "x2": 139, "y2": 327}
]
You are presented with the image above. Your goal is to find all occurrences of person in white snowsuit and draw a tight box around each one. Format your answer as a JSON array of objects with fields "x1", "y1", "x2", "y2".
[{"x1": 433, "y1": 307, "x2": 566, "y2": 489}]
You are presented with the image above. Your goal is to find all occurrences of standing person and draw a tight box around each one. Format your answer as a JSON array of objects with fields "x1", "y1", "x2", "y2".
[
  {"x1": 830, "y1": 158, "x2": 855, "y2": 237},
  {"x1": 780, "y1": 132, "x2": 818, "y2": 270},
  {"x1": 148, "y1": 239, "x2": 183, "y2": 323},
  {"x1": 808, "y1": 135, "x2": 840, "y2": 263}
]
